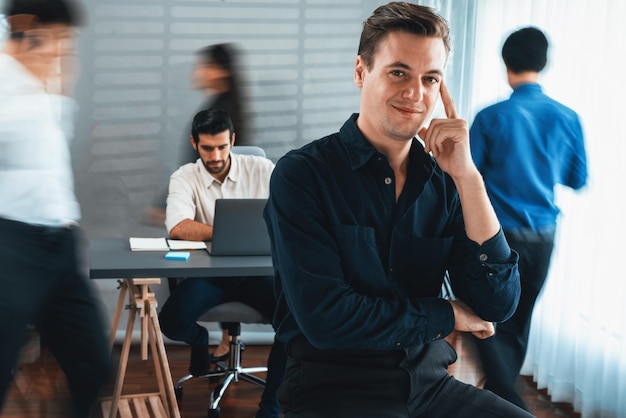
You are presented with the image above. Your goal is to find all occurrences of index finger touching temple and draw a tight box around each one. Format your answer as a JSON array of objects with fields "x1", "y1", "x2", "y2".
[{"x1": 440, "y1": 80, "x2": 458, "y2": 120}]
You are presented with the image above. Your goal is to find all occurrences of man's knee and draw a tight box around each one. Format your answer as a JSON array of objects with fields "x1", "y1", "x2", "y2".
[{"x1": 158, "y1": 308, "x2": 182, "y2": 340}]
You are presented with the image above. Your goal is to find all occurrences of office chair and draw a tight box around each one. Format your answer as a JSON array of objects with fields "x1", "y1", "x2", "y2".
[
  {"x1": 173, "y1": 302, "x2": 271, "y2": 418},
  {"x1": 232, "y1": 145, "x2": 266, "y2": 157}
]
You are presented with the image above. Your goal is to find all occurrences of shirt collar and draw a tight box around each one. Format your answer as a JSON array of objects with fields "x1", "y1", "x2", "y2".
[
  {"x1": 340, "y1": 113, "x2": 381, "y2": 170},
  {"x1": 339, "y1": 113, "x2": 435, "y2": 172},
  {"x1": 226, "y1": 151, "x2": 241, "y2": 183},
  {"x1": 512, "y1": 82, "x2": 542, "y2": 96}
]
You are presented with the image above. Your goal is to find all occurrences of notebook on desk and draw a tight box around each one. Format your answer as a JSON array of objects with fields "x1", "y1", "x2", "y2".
[{"x1": 206, "y1": 198, "x2": 272, "y2": 256}]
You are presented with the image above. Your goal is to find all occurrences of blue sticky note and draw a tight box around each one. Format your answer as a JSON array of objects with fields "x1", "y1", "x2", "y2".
[{"x1": 165, "y1": 251, "x2": 191, "y2": 261}]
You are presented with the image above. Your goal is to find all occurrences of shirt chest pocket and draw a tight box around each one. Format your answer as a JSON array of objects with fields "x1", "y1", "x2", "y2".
[{"x1": 331, "y1": 224, "x2": 390, "y2": 296}]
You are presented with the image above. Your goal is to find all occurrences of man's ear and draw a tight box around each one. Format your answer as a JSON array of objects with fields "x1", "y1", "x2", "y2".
[
  {"x1": 230, "y1": 132, "x2": 236, "y2": 147},
  {"x1": 189, "y1": 135, "x2": 197, "y2": 150},
  {"x1": 354, "y1": 55, "x2": 366, "y2": 88}
]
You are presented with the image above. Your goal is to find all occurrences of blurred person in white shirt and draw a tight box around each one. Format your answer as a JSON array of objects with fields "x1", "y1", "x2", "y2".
[{"x1": 0, "y1": 1, "x2": 111, "y2": 417}]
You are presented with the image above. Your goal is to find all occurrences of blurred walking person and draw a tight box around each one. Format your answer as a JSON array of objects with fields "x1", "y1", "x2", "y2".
[{"x1": 0, "y1": 1, "x2": 112, "y2": 417}]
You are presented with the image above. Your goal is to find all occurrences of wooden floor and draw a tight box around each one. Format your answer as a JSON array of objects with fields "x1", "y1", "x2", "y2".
[{"x1": 2, "y1": 329, "x2": 580, "y2": 418}]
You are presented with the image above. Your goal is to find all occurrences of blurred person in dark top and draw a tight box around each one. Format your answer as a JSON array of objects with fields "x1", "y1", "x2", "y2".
[
  {"x1": 144, "y1": 44, "x2": 250, "y2": 229},
  {"x1": 145, "y1": 43, "x2": 254, "y2": 356},
  {"x1": 180, "y1": 42, "x2": 250, "y2": 165}
]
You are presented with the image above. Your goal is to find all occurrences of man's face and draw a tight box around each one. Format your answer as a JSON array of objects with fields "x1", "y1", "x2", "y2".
[
  {"x1": 191, "y1": 130, "x2": 234, "y2": 178},
  {"x1": 16, "y1": 23, "x2": 77, "y2": 83},
  {"x1": 354, "y1": 31, "x2": 447, "y2": 143},
  {"x1": 23, "y1": 23, "x2": 77, "y2": 57}
]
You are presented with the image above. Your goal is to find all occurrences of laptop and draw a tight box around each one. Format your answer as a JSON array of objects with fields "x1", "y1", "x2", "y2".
[{"x1": 207, "y1": 198, "x2": 272, "y2": 256}]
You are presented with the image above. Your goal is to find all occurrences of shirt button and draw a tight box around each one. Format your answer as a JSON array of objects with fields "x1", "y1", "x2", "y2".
[
  {"x1": 479, "y1": 253, "x2": 488, "y2": 261},
  {"x1": 384, "y1": 177, "x2": 392, "y2": 185},
  {"x1": 434, "y1": 333, "x2": 442, "y2": 340}
]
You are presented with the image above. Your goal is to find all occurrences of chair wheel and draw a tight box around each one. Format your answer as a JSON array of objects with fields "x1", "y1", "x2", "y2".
[
  {"x1": 207, "y1": 406, "x2": 221, "y2": 418},
  {"x1": 174, "y1": 385, "x2": 183, "y2": 400}
]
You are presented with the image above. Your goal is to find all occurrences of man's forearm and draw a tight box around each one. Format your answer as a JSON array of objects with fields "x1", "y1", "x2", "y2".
[
  {"x1": 169, "y1": 219, "x2": 213, "y2": 241},
  {"x1": 453, "y1": 170, "x2": 500, "y2": 245}
]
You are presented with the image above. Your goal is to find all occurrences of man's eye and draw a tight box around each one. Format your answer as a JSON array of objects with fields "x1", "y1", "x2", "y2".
[
  {"x1": 425, "y1": 76, "x2": 439, "y2": 84},
  {"x1": 391, "y1": 70, "x2": 405, "y2": 77}
]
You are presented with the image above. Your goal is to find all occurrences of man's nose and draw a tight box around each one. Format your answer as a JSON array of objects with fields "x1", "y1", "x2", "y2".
[{"x1": 403, "y1": 83, "x2": 424, "y2": 101}]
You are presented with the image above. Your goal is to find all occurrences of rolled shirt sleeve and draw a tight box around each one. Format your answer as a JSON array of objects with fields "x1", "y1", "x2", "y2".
[
  {"x1": 450, "y1": 229, "x2": 521, "y2": 323},
  {"x1": 165, "y1": 170, "x2": 198, "y2": 234}
]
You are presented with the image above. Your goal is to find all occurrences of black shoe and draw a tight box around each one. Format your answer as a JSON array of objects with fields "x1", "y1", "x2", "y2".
[
  {"x1": 209, "y1": 351, "x2": 229, "y2": 364},
  {"x1": 209, "y1": 341, "x2": 246, "y2": 364}
]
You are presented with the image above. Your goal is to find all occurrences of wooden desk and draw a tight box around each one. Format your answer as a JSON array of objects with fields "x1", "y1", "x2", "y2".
[{"x1": 89, "y1": 238, "x2": 273, "y2": 418}]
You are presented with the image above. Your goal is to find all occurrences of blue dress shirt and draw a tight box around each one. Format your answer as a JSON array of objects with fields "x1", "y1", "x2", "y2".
[
  {"x1": 470, "y1": 83, "x2": 588, "y2": 230},
  {"x1": 264, "y1": 114, "x2": 520, "y2": 350}
]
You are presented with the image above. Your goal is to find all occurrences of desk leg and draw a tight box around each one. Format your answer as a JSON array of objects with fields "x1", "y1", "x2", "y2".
[
  {"x1": 109, "y1": 279, "x2": 128, "y2": 351},
  {"x1": 108, "y1": 293, "x2": 137, "y2": 418},
  {"x1": 102, "y1": 279, "x2": 181, "y2": 418},
  {"x1": 140, "y1": 284, "x2": 150, "y2": 361},
  {"x1": 148, "y1": 305, "x2": 180, "y2": 418}
]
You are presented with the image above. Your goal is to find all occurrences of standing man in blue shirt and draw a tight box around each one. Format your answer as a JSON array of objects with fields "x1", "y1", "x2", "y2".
[
  {"x1": 263, "y1": 3, "x2": 531, "y2": 417},
  {"x1": 469, "y1": 27, "x2": 588, "y2": 410}
]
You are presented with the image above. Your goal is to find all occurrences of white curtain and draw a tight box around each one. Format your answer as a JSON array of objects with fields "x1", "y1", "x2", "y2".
[{"x1": 462, "y1": 1, "x2": 626, "y2": 417}]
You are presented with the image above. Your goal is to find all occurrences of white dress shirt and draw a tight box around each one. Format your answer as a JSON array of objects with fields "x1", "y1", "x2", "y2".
[
  {"x1": 0, "y1": 53, "x2": 81, "y2": 227},
  {"x1": 165, "y1": 152, "x2": 274, "y2": 233}
]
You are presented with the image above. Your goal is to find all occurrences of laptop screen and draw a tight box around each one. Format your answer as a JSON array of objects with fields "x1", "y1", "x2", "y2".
[{"x1": 207, "y1": 198, "x2": 271, "y2": 256}]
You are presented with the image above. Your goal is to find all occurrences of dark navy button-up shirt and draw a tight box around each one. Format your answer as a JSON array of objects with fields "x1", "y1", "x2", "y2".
[{"x1": 264, "y1": 114, "x2": 520, "y2": 350}]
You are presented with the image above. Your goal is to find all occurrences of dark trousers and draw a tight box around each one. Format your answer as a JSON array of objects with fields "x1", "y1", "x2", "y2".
[
  {"x1": 158, "y1": 275, "x2": 285, "y2": 417},
  {"x1": 159, "y1": 276, "x2": 277, "y2": 346},
  {"x1": 474, "y1": 227, "x2": 555, "y2": 410},
  {"x1": 0, "y1": 217, "x2": 112, "y2": 418},
  {"x1": 279, "y1": 338, "x2": 533, "y2": 418}
]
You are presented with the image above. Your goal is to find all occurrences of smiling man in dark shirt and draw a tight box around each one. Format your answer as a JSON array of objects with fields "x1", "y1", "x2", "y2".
[{"x1": 263, "y1": 2, "x2": 532, "y2": 418}]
